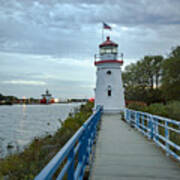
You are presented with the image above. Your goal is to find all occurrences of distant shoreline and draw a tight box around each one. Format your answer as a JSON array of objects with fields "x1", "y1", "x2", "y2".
[{"x1": 0, "y1": 101, "x2": 87, "y2": 106}]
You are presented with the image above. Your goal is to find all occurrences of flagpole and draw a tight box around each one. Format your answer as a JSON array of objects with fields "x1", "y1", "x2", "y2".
[{"x1": 102, "y1": 24, "x2": 104, "y2": 41}]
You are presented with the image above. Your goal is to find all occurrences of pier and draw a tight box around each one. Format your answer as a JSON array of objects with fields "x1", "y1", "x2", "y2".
[{"x1": 35, "y1": 107, "x2": 180, "y2": 180}]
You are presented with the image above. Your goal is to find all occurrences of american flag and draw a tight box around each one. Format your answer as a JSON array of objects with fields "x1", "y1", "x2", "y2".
[{"x1": 103, "y1": 22, "x2": 112, "y2": 30}]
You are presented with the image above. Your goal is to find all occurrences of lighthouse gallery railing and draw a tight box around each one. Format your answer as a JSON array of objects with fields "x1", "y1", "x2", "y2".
[
  {"x1": 125, "y1": 108, "x2": 180, "y2": 161},
  {"x1": 35, "y1": 106, "x2": 102, "y2": 180}
]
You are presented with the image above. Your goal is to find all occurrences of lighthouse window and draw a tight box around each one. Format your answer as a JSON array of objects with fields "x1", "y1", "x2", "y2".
[
  {"x1": 100, "y1": 48, "x2": 105, "y2": 54},
  {"x1": 107, "y1": 70, "x2": 111, "y2": 75},
  {"x1": 108, "y1": 90, "x2": 111, "y2": 96},
  {"x1": 105, "y1": 49, "x2": 111, "y2": 53},
  {"x1": 112, "y1": 47, "x2": 117, "y2": 53}
]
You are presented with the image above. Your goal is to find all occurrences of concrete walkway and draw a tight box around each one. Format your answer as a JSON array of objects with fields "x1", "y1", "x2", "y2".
[{"x1": 90, "y1": 114, "x2": 180, "y2": 180}]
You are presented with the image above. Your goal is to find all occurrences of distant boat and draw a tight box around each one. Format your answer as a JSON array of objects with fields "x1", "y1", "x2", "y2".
[{"x1": 40, "y1": 89, "x2": 54, "y2": 104}]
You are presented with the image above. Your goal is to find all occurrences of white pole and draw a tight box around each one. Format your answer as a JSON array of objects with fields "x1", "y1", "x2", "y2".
[{"x1": 102, "y1": 26, "x2": 104, "y2": 41}]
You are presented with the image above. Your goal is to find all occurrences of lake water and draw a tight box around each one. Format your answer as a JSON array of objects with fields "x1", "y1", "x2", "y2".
[{"x1": 0, "y1": 103, "x2": 81, "y2": 158}]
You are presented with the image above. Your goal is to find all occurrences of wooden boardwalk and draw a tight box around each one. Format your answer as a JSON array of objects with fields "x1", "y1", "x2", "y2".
[{"x1": 90, "y1": 114, "x2": 180, "y2": 180}]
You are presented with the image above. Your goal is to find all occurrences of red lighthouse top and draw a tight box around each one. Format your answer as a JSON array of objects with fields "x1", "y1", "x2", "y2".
[
  {"x1": 99, "y1": 36, "x2": 118, "y2": 48},
  {"x1": 94, "y1": 36, "x2": 123, "y2": 66}
]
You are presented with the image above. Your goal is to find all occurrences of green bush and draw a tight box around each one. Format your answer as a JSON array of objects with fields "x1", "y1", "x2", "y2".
[
  {"x1": 127, "y1": 101, "x2": 180, "y2": 121},
  {"x1": 165, "y1": 101, "x2": 180, "y2": 121}
]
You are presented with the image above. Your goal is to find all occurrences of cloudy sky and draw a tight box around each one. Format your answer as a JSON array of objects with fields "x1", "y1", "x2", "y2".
[{"x1": 1, "y1": 0, "x2": 180, "y2": 99}]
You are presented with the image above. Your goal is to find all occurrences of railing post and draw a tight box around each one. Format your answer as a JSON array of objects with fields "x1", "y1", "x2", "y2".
[
  {"x1": 130, "y1": 111, "x2": 135, "y2": 127},
  {"x1": 148, "y1": 115, "x2": 154, "y2": 140},
  {"x1": 94, "y1": 113, "x2": 99, "y2": 142},
  {"x1": 78, "y1": 134, "x2": 84, "y2": 175},
  {"x1": 135, "y1": 112, "x2": 140, "y2": 129},
  {"x1": 153, "y1": 117, "x2": 159, "y2": 142},
  {"x1": 84, "y1": 126, "x2": 90, "y2": 165},
  {"x1": 125, "y1": 109, "x2": 129, "y2": 123},
  {"x1": 128, "y1": 110, "x2": 130, "y2": 124},
  {"x1": 68, "y1": 148, "x2": 75, "y2": 180},
  {"x1": 89, "y1": 120, "x2": 95, "y2": 156},
  {"x1": 125, "y1": 109, "x2": 127, "y2": 121},
  {"x1": 142, "y1": 114, "x2": 145, "y2": 135},
  {"x1": 91, "y1": 116, "x2": 96, "y2": 146},
  {"x1": 165, "y1": 121, "x2": 169, "y2": 156}
]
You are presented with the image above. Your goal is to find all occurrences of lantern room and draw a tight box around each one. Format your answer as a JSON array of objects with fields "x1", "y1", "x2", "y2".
[
  {"x1": 100, "y1": 36, "x2": 118, "y2": 52},
  {"x1": 95, "y1": 36, "x2": 123, "y2": 65}
]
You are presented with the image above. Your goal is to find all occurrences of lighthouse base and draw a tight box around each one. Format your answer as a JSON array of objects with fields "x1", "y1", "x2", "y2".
[
  {"x1": 103, "y1": 108, "x2": 124, "y2": 114},
  {"x1": 93, "y1": 107, "x2": 124, "y2": 114}
]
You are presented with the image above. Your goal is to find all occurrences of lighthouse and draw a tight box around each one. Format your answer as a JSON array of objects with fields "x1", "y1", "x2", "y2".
[{"x1": 94, "y1": 36, "x2": 125, "y2": 113}]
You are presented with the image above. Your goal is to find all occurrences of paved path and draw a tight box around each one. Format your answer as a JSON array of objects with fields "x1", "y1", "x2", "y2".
[{"x1": 90, "y1": 114, "x2": 180, "y2": 180}]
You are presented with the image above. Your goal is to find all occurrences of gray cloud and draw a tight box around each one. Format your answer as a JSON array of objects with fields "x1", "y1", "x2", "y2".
[
  {"x1": 0, "y1": 0, "x2": 180, "y2": 97},
  {"x1": 1, "y1": 0, "x2": 180, "y2": 57}
]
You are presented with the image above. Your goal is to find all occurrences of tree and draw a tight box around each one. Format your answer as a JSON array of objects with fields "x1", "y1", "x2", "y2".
[
  {"x1": 153, "y1": 56, "x2": 164, "y2": 88},
  {"x1": 122, "y1": 55, "x2": 164, "y2": 104},
  {"x1": 162, "y1": 46, "x2": 180, "y2": 101},
  {"x1": 141, "y1": 55, "x2": 164, "y2": 89}
]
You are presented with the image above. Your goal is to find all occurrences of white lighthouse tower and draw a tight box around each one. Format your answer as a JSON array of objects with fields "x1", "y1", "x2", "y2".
[{"x1": 94, "y1": 36, "x2": 125, "y2": 113}]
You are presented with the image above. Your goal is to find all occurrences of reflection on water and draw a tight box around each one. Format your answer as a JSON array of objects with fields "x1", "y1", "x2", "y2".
[{"x1": 0, "y1": 103, "x2": 81, "y2": 158}]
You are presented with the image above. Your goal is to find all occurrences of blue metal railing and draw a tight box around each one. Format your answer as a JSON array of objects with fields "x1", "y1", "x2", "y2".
[
  {"x1": 35, "y1": 106, "x2": 102, "y2": 180},
  {"x1": 125, "y1": 108, "x2": 180, "y2": 161}
]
